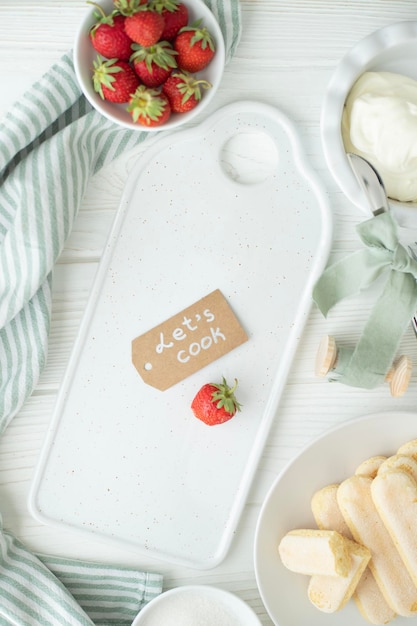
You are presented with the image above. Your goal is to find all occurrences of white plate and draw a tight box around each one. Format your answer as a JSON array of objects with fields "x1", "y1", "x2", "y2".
[
  {"x1": 321, "y1": 21, "x2": 417, "y2": 228},
  {"x1": 29, "y1": 101, "x2": 332, "y2": 570},
  {"x1": 132, "y1": 585, "x2": 261, "y2": 625},
  {"x1": 254, "y1": 411, "x2": 417, "y2": 626}
]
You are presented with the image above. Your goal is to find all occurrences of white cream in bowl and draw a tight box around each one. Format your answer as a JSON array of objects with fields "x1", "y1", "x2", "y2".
[{"x1": 342, "y1": 71, "x2": 417, "y2": 203}]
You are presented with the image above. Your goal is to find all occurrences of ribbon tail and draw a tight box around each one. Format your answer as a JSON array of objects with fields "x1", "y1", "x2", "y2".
[
  {"x1": 336, "y1": 271, "x2": 417, "y2": 389},
  {"x1": 312, "y1": 249, "x2": 390, "y2": 317}
]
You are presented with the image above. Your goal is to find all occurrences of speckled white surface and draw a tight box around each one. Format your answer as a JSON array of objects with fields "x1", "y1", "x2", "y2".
[{"x1": 29, "y1": 101, "x2": 332, "y2": 569}]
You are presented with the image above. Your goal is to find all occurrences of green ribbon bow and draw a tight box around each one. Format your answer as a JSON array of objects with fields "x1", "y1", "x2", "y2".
[{"x1": 312, "y1": 211, "x2": 417, "y2": 389}]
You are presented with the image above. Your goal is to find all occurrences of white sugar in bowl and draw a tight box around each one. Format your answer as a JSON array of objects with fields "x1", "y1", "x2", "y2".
[{"x1": 132, "y1": 585, "x2": 262, "y2": 625}]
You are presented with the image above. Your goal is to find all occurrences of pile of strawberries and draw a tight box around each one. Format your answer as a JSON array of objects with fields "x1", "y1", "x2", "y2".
[{"x1": 88, "y1": 0, "x2": 217, "y2": 127}]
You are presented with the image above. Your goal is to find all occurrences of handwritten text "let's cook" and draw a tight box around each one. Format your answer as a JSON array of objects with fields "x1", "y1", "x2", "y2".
[{"x1": 155, "y1": 308, "x2": 226, "y2": 363}]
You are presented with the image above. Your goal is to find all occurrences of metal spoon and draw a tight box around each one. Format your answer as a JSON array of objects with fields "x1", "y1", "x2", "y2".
[{"x1": 347, "y1": 152, "x2": 390, "y2": 216}]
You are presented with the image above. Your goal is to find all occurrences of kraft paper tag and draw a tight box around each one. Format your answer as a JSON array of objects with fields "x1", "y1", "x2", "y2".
[{"x1": 132, "y1": 289, "x2": 248, "y2": 390}]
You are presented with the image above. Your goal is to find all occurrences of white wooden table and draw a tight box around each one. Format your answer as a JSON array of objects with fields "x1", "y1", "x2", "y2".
[{"x1": 1, "y1": 2, "x2": 417, "y2": 623}]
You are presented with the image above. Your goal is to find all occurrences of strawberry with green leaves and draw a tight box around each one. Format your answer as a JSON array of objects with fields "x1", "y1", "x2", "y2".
[
  {"x1": 162, "y1": 71, "x2": 211, "y2": 113},
  {"x1": 150, "y1": 0, "x2": 189, "y2": 40},
  {"x1": 89, "y1": 5, "x2": 134, "y2": 60},
  {"x1": 191, "y1": 377, "x2": 241, "y2": 426},
  {"x1": 124, "y1": 8, "x2": 165, "y2": 46},
  {"x1": 92, "y1": 56, "x2": 140, "y2": 102},
  {"x1": 130, "y1": 41, "x2": 177, "y2": 87},
  {"x1": 127, "y1": 85, "x2": 171, "y2": 126},
  {"x1": 174, "y1": 20, "x2": 215, "y2": 72}
]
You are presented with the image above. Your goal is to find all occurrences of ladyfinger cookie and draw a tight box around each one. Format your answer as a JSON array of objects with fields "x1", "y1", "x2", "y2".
[
  {"x1": 397, "y1": 439, "x2": 417, "y2": 460},
  {"x1": 311, "y1": 484, "x2": 352, "y2": 537},
  {"x1": 312, "y1": 483, "x2": 396, "y2": 624},
  {"x1": 278, "y1": 529, "x2": 351, "y2": 577},
  {"x1": 308, "y1": 538, "x2": 370, "y2": 613},
  {"x1": 337, "y1": 474, "x2": 417, "y2": 616},
  {"x1": 372, "y1": 469, "x2": 417, "y2": 589},
  {"x1": 377, "y1": 454, "x2": 417, "y2": 482},
  {"x1": 354, "y1": 568, "x2": 397, "y2": 625},
  {"x1": 355, "y1": 456, "x2": 387, "y2": 479}
]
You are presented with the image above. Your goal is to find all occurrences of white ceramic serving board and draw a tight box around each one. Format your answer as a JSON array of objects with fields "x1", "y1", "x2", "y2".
[{"x1": 29, "y1": 101, "x2": 332, "y2": 569}]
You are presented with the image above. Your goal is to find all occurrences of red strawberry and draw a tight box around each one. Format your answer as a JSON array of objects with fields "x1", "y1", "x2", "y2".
[
  {"x1": 89, "y1": 10, "x2": 134, "y2": 61},
  {"x1": 161, "y1": 2, "x2": 188, "y2": 40},
  {"x1": 92, "y1": 56, "x2": 140, "y2": 102},
  {"x1": 191, "y1": 377, "x2": 241, "y2": 426},
  {"x1": 150, "y1": 0, "x2": 189, "y2": 40},
  {"x1": 130, "y1": 41, "x2": 177, "y2": 87},
  {"x1": 127, "y1": 85, "x2": 171, "y2": 126},
  {"x1": 162, "y1": 71, "x2": 211, "y2": 113},
  {"x1": 174, "y1": 21, "x2": 215, "y2": 72},
  {"x1": 124, "y1": 9, "x2": 165, "y2": 46}
]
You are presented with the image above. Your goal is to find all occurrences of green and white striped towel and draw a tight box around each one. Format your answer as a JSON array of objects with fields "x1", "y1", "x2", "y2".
[
  {"x1": 0, "y1": 0, "x2": 241, "y2": 435},
  {"x1": 0, "y1": 516, "x2": 163, "y2": 626},
  {"x1": 0, "y1": 1, "x2": 241, "y2": 624}
]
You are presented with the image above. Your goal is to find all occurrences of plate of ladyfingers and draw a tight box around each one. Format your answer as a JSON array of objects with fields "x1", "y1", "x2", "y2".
[{"x1": 254, "y1": 411, "x2": 417, "y2": 625}]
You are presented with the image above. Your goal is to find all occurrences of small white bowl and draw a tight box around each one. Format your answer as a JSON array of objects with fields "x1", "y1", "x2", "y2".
[
  {"x1": 74, "y1": 0, "x2": 225, "y2": 131},
  {"x1": 132, "y1": 585, "x2": 262, "y2": 625},
  {"x1": 321, "y1": 21, "x2": 417, "y2": 228}
]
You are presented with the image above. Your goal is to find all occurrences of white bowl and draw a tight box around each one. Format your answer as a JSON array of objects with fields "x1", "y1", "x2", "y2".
[
  {"x1": 73, "y1": 0, "x2": 225, "y2": 131},
  {"x1": 321, "y1": 21, "x2": 417, "y2": 228},
  {"x1": 132, "y1": 585, "x2": 262, "y2": 625}
]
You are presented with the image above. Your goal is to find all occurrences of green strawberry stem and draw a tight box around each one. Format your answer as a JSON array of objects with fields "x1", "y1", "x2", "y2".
[
  {"x1": 149, "y1": 0, "x2": 182, "y2": 12},
  {"x1": 87, "y1": 1, "x2": 106, "y2": 15},
  {"x1": 127, "y1": 85, "x2": 168, "y2": 122},
  {"x1": 113, "y1": 0, "x2": 144, "y2": 16},
  {"x1": 87, "y1": 1, "x2": 117, "y2": 28},
  {"x1": 92, "y1": 56, "x2": 122, "y2": 98},
  {"x1": 178, "y1": 20, "x2": 215, "y2": 52},
  {"x1": 130, "y1": 41, "x2": 178, "y2": 71},
  {"x1": 169, "y1": 71, "x2": 211, "y2": 103},
  {"x1": 211, "y1": 377, "x2": 241, "y2": 415}
]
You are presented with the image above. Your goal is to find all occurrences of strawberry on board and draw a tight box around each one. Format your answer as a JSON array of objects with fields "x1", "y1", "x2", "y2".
[
  {"x1": 89, "y1": 8, "x2": 134, "y2": 60},
  {"x1": 92, "y1": 56, "x2": 140, "y2": 102},
  {"x1": 174, "y1": 20, "x2": 215, "y2": 72},
  {"x1": 191, "y1": 377, "x2": 241, "y2": 426},
  {"x1": 124, "y1": 8, "x2": 165, "y2": 47},
  {"x1": 162, "y1": 70, "x2": 211, "y2": 113},
  {"x1": 130, "y1": 41, "x2": 177, "y2": 87},
  {"x1": 127, "y1": 85, "x2": 171, "y2": 126},
  {"x1": 150, "y1": 0, "x2": 189, "y2": 40}
]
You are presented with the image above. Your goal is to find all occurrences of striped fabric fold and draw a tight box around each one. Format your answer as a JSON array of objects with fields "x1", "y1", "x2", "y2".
[
  {"x1": 0, "y1": 528, "x2": 95, "y2": 626},
  {"x1": 0, "y1": 0, "x2": 242, "y2": 435},
  {"x1": 38, "y1": 555, "x2": 163, "y2": 625},
  {"x1": 0, "y1": 523, "x2": 163, "y2": 626}
]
